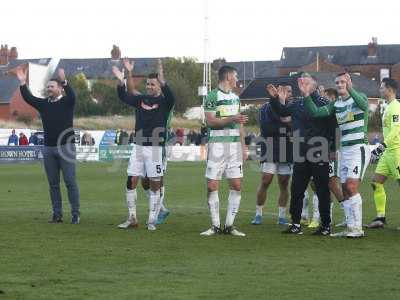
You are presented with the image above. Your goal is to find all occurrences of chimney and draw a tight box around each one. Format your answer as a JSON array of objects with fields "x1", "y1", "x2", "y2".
[
  {"x1": 368, "y1": 37, "x2": 378, "y2": 57},
  {"x1": 0, "y1": 44, "x2": 9, "y2": 65},
  {"x1": 111, "y1": 45, "x2": 121, "y2": 60},
  {"x1": 9, "y1": 47, "x2": 18, "y2": 60}
]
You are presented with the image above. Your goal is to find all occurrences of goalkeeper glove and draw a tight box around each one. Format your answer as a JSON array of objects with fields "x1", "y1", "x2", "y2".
[{"x1": 371, "y1": 143, "x2": 386, "y2": 163}]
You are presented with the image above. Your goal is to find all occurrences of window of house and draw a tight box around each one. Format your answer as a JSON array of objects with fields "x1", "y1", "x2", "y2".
[{"x1": 380, "y1": 68, "x2": 390, "y2": 81}]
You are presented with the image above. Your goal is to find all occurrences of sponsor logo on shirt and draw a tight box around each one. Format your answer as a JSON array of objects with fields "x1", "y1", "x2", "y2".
[{"x1": 140, "y1": 101, "x2": 159, "y2": 110}]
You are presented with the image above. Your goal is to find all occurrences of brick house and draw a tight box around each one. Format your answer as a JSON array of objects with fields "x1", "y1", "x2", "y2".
[
  {"x1": 278, "y1": 38, "x2": 400, "y2": 83},
  {"x1": 240, "y1": 72, "x2": 380, "y2": 106}
]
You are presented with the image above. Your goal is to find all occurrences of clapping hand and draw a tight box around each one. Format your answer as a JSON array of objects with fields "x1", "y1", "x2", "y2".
[
  {"x1": 266, "y1": 84, "x2": 278, "y2": 98},
  {"x1": 343, "y1": 73, "x2": 353, "y2": 91},
  {"x1": 157, "y1": 59, "x2": 165, "y2": 86},
  {"x1": 122, "y1": 58, "x2": 134, "y2": 73}
]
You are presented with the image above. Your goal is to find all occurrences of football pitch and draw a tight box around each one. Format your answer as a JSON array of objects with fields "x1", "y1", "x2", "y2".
[{"x1": 1, "y1": 161, "x2": 400, "y2": 300}]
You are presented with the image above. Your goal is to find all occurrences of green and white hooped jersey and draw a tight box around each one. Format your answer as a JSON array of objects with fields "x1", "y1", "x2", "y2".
[
  {"x1": 204, "y1": 88, "x2": 241, "y2": 143},
  {"x1": 334, "y1": 97, "x2": 368, "y2": 148}
]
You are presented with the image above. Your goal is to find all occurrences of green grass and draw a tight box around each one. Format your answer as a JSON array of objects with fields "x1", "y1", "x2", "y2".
[{"x1": 1, "y1": 161, "x2": 400, "y2": 300}]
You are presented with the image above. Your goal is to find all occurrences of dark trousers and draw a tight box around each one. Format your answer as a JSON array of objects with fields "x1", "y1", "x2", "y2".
[
  {"x1": 290, "y1": 160, "x2": 331, "y2": 227},
  {"x1": 42, "y1": 144, "x2": 80, "y2": 217}
]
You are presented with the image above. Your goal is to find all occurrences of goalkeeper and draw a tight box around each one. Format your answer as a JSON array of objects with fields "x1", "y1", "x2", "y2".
[{"x1": 367, "y1": 78, "x2": 400, "y2": 229}]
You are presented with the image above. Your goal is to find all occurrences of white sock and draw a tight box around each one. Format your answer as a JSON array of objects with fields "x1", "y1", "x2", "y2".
[
  {"x1": 349, "y1": 194, "x2": 363, "y2": 230},
  {"x1": 148, "y1": 189, "x2": 161, "y2": 225},
  {"x1": 126, "y1": 189, "x2": 137, "y2": 219},
  {"x1": 312, "y1": 193, "x2": 320, "y2": 221},
  {"x1": 278, "y1": 206, "x2": 286, "y2": 219},
  {"x1": 159, "y1": 186, "x2": 167, "y2": 212},
  {"x1": 339, "y1": 201, "x2": 346, "y2": 222},
  {"x1": 301, "y1": 190, "x2": 309, "y2": 219},
  {"x1": 225, "y1": 190, "x2": 241, "y2": 227},
  {"x1": 208, "y1": 191, "x2": 220, "y2": 228},
  {"x1": 330, "y1": 201, "x2": 334, "y2": 223},
  {"x1": 342, "y1": 199, "x2": 353, "y2": 229},
  {"x1": 256, "y1": 205, "x2": 263, "y2": 216}
]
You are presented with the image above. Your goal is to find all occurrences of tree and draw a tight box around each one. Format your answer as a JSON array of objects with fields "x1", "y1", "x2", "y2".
[
  {"x1": 163, "y1": 57, "x2": 217, "y2": 113},
  {"x1": 91, "y1": 80, "x2": 132, "y2": 115},
  {"x1": 68, "y1": 73, "x2": 103, "y2": 116}
]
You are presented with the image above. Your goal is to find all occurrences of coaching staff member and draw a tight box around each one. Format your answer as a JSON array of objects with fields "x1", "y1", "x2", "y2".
[
  {"x1": 15, "y1": 66, "x2": 80, "y2": 224},
  {"x1": 267, "y1": 73, "x2": 334, "y2": 235}
]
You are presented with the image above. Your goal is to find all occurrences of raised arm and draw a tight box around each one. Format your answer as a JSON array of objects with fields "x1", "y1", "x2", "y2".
[
  {"x1": 304, "y1": 96, "x2": 334, "y2": 118},
  {"x1": 344, "y1": 73, "x2": 368, "y2": 111},
  {"x1": 267, "y1": 84, "x2": 292, "y2": 117},
  {"x1": 161, "y1": 84, "x2": 175, "y2": 110},
  {"x1": 349, "y1": 88, "x2": 368, "y2": 111},
  {"x1": 112, "y1": 66, "x2": 140, "y2": 107},
  {"x1": 15, "y1": 67, "x2": 44, "y2": 110},
  {"x1": 297, "y1": 76, "x2": 334, "y2": 118},
  {"x1": 58, "y1": 68, "x2": 76, "y2": 105},
  {"x1": 123, "y1": 58, "x2": 141, "y2": 96}
]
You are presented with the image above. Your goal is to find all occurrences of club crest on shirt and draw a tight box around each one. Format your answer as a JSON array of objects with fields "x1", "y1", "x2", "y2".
[{"x1": 393, "y1": 115, "x2": 399, "y2": 123}]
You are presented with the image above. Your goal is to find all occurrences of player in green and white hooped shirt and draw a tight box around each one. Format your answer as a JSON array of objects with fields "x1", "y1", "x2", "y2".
[
  {"x1": 200, "y1": 66, "x2": 248, "y2": 237},
  {"x1": 303, "y1": 73, "x2": 370, "y2": 238}
]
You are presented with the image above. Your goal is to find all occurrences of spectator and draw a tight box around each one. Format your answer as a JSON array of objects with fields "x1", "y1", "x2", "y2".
[
  {"x1": 200, "y1": 126, "x2": 208, "y2": 145},
  {"x1": 194, "y1": 130, "x2": 202, "y2": 146},
  {"x1": 19, "y1": 132, "x2": 29, "y2": 146},
  {"x1": 8, "y1": 129, "x2": 19, "y2": 146},
  {"x1": 244, "y1": 133, "x2": 252, "y2": 146},
  {"x1": 176, "y1": 128, "x2": 184, "y2": 145},
  {"x1": 119, "y1": 130, "x2": 129, "y2": 145},
  {"x1": 115, "y1": 129, "x2": 121, "y2": 145},
  {"x1": 29, "y1": 132, "x2": 38, "y2": 145},
  {"x1": 129, "y1": 131, "x2": 135, "y2": 144},
  {"x1": 187, "y1": 130, "x2": 196, "y2": 145},
  {"x1": 81, "y1": 132, "x2": 95, "y2": 146},
  {"x1": 167, "y1": 129, "x2": 176, "y2": 144}
]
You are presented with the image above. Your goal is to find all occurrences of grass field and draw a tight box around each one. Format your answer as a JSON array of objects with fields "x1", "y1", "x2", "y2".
[{"x1": 1, "y1": 161, "x2": 400, "y2": 300}]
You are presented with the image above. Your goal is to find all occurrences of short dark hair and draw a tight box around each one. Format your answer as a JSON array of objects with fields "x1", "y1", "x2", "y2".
[
  {"x1": 48, "y1": 78, "x2": 62, "y2": 86},
  {"x1": 218, "y1": 65, "x2": 237, "y2": 82},
  {"x1": 325, "y1": 88, "x2": 338, "y2": 98},
  {"x1": 382, "y1": 77, "x2": 398, "y2": 92},
  {"x1": 147, "y1": 73, "x2": 159, "y2": 79}
]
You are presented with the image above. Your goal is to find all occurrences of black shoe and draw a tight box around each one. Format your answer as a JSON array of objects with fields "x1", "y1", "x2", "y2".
[
  {"x1": 282, "y1": 224, "x2": 303, "y2": 235},
  {"x1": 312, "y1": 225, "x2": 331, "y2": 236},
  {"x1": 366, "y1": 217, "x2": 386, "y2": 228},
  {"x1": 48, "y1": 215, "x2": 63, "y2": 223},
  {"x1": 71, "y1": 214, "x2": 80, "y2": 225}
]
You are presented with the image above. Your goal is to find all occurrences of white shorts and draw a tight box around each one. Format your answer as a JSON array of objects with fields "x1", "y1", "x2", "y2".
[
  {"x1": 339, "y1": 144, "x2": 371, "y2": 183},
  {"x1": 261, "y1": 162, "x2": 292, "y2": 175},
  {"x1": 205, "y1": 142, "x2": 243, "y2": 180},
  {"x1": 127, "y1": 145, "x2": 164, "y2": 178}
]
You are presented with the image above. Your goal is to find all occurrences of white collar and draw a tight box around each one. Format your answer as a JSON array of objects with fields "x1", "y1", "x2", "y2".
[{"x1": 48, "y1": 94, "x2": 63, "y2": 103}]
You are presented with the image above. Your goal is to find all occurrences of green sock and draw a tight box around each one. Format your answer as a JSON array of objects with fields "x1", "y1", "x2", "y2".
[{"x1": 373, "y1": 182, "x2": 386, "y2": 218}]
